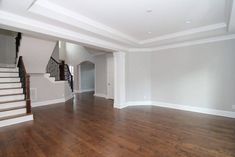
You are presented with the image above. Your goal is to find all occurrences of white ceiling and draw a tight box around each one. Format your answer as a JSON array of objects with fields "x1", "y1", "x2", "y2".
[
  {"x1": 49, "y1": 0, "x2": 226, "y2": 40},
  {"x1": 0, "y1": 0, "x2": 234, "y2": 52}
]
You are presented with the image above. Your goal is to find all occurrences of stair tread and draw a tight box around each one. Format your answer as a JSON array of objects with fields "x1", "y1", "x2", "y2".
[
  {"x1": 0, "y1": 106, "x2": 26, "y2": 112},
  {"x1": 0, "y1": 113, "x2": 32, "y2": 121},
  {"x1": 0, "y1": 71, "x2": 18, "y2": 73},
  {"x1": 0, "y1": 93, "x2": 24, "y2": 97},
  {"x1": 0, "y1": 82, "x2": 21, "y2": 84},
  {"x1": 0, "y1": 77, "x2": 19, "y2": 78},
  {"x1": 0, "y1": 100, "x2": 25, "y2": 104},
  {"x1": 0, "y1": 87, "x2": 22, "y2": 90}
]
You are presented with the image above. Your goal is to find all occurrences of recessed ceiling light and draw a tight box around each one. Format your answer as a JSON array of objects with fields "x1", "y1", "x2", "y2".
[
  {"x1": 185, "y1": 20, "x2": 191, "y2": 24},
  {"x1": 146, "y1": 9, "x2": 152, "y2": 13},
  {"x1": 148, "y1": 31, "x2": 152, "y2": 34}
]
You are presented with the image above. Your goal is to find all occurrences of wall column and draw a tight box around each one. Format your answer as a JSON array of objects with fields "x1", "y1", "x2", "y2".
[{"x1": 113, "y1": 52, "x2": 126, "y2": 109}]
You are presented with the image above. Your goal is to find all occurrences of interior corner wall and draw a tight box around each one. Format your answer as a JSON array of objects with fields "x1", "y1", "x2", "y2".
[
  {"x1": 126, "y1": 39, "x2": 235, "y2": 112},
  {"x1": 94, "y1": 54, "x2": 107, "y2": 96},
  {"x1": 150, "y1": 39, "x2": 235, "y2": 112},
  {"x1": 18, "y1": 35, "x2": 56, "y2": 73},
  {"x1": 64, "y1": 42, "x2": 95, "y2": 92}
]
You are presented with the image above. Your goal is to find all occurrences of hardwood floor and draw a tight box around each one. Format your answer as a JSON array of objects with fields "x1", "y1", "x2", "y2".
[{"x1": 0, "y1": 92, "x2": 235, "y2": 157}]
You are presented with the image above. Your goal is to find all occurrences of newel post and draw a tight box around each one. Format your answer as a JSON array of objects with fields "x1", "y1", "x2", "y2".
[
  {"x1": 59, "y1": 60, "x2": 65, "y2": 80},
  {"x1": 26, "y1": 74, "x2": 31, "y2": 114}
]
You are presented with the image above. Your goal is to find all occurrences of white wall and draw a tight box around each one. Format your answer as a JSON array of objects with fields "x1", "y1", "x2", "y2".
[
  {"x1": 126, "y1": 52, "x2": 151, "y2": 102},
  {"x1": 18, "y1": 35, "x2": 56, "y2": 73},
  {"x1": 30, "y1": 74, "x2": 72, "y2": 106},
  {"x1": 0, "y1": 34, "x2": 15, "y2": 65},
  {"x1": 64, "y1": 43, "x2": 95, "y2": 91},
  {"x1": 126, "y1": 39, "x2": 235, "y2": 112},
  {"x1": 51, "y1": 42, "x2": 60, "y2": 62},
  {"x1": 151, "y1": 39, "x2": 235, "y2": 112},
  {"x1": 94, "y1": 54, "x2": 107, "y2": 97},
  {"x1": 80, "y1": 62, "x2": 95, "y2": 92}
]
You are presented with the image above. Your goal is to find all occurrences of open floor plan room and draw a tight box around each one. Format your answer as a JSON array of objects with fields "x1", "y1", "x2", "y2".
[{"x1": 0, "y1": 0, "x2": 235, "y2": 157}]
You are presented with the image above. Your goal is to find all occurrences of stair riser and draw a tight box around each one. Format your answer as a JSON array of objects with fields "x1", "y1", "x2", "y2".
[
  {"x1": 0, "y1": 108, "x2": 26, "y2": 118},
  {"x1": 0, "y1": 101, "x2": 25, "y2": 110},
  {"x1": 0, "y1": 68, "x2": 18, "y2": 72},
  {"x1": 0, "y1": 89, "x2": 23, "y2": 96},
  {"x1": 0, "y1": 95, "x2": 24, "y2": 103},
  {"x1": 0, "y1": 83, "x2": 22, "y2": 89},
  {"x1": 0, "y1": 114, "x2": 33, "y2": 128},
  {"x1": 0, "y1": 73, "x2": 19, "y2": 77},
  {"x1": 0, "y1": 78, "x2": 20, "y2": 83}
]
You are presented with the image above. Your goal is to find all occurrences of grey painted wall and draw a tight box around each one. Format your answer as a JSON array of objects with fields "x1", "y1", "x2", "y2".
[
  {"x1": 80, "y1": 62, "x2": 95, "y2": 91},
  {"x1": 94, "y1": 54, "x2": 107, "y2": 96},
  {"x1": 126, "y1": 39, "x2": 235, "y2": 112},
  {"x1": 0, "y1": 34, "x2": 15, "y2": 65}
]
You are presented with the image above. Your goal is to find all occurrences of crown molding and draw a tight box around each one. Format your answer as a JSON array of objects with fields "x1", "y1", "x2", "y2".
[
  {"x1": 129, "y1": 34, "x2": 235, "y2": 52},
  {"x1": 29, "y1": 0, "x2": 139, "y2": 46},
  {"x1": 139, "y1": 23, "x2": 227, "y2": 44},
  {"x1": 29, "y1": 0, "x2": 229, "y2": 47},
  {"x1": 0, "y1": 8, "x2": 234, "y2": 53},
  {"x1": 0, "y1": 10, "x2": 128, "y2": 52}
]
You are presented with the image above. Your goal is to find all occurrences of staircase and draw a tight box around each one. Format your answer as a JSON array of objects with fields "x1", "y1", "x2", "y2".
[{"x1": 0, "y1": 66, "x2": 33, "y2": 128}]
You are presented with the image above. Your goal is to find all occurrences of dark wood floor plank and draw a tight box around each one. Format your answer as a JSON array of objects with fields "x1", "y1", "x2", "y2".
[{"x1": 0, "y1": 92, "x2": 235, "y2": 157}]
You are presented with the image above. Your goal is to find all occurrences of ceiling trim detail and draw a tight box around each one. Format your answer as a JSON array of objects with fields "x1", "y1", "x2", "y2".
[
  {"x1": 28, "y1": 0, "x2": 230, "y2": 47},
  {"x1": 129, "y1": 34, "x2": 235, "y2": 52}
]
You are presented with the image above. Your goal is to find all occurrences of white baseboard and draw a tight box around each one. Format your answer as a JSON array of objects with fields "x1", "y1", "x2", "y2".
[
  {"x1": 74, "y1": 89, "x2": 94, "y2": 93},
  {"x1": 94, "y1": 93, "x2": 107, "y2": 98},
  {"x1": 32, "y1": 94, "x2": 74, "y2": 107},
  {"x1": 123, "y1": 101, "x2": 235, "y2": 119}
]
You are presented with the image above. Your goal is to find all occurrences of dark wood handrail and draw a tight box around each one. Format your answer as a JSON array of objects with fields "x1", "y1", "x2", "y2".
[
  {"x1": 18, "y1": 56, "x2": 31, "y2": 114},
  {"x1": 15, "y1": 33, "x2": 22, "y2": 62}
]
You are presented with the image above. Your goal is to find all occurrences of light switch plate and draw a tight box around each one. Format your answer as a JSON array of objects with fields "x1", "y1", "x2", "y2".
[{"x1": 232, "y1": 105, "x2": 235, "y2": 110}]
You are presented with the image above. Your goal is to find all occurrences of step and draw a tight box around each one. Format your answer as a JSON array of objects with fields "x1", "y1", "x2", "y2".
[
  {"x1": 0, "y1": 108, "x2": 26, "y2": 118},
  {"x1": 0, "y1": 68, "x2": 18, "y2": 72},
  {"x1": 0, "y1": 83, "x2": 22, "y2": 89},
  {"x1": 0, "y1": 101, "x2": 25, "y2": 110},
  {"x1": 0, "y1": 77, "x2": 20, "y2": 83},
  {"x1": 0, "y1": 94, "x2": 24, "y2": 103},
  {"x1": 0, "y1": 114, "x2": 33, "y2": 128},
  {"x1": 0, "y1": 73, "x2": 19, "y2": 77},
  {"x1": 0, "y1": 88, "x2": 23, "y2": 96}
]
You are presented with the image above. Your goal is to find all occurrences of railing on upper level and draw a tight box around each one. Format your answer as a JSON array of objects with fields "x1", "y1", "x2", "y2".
[
  {"x1": 64, "y1": 64, "x2": 73, "y2": 92},
  {"x1": 46, "y1": 57, "x2": 73, "y2": 92},
  {"x1": 46, "y1": 57, "x2": 61, "y2": 81},
  {"x1": 18, "y1": 56, "x2": 31, "y2": 114}
]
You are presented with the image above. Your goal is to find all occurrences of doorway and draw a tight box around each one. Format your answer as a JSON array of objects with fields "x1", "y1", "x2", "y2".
[{"x1": 78, "y1": 61, "x2": 95, "y2": 93}]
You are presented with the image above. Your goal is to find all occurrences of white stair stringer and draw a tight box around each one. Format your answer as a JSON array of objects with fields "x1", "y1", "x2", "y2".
[
  {"x1": 0, "y1": 88, "x2": 23, "y2": 96},
  {"x1": 0, "y1": 114, "x2": 33, "y2": 128},
  {"x1": 0, "y1": 108, "x2": 26, "y2": 118},
  {"x1": 0, "y1": 101, "x2": 26, "y2": 110},
  {"x1": 0, "y1": 94, "x2": 24, "y2": 103}
]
